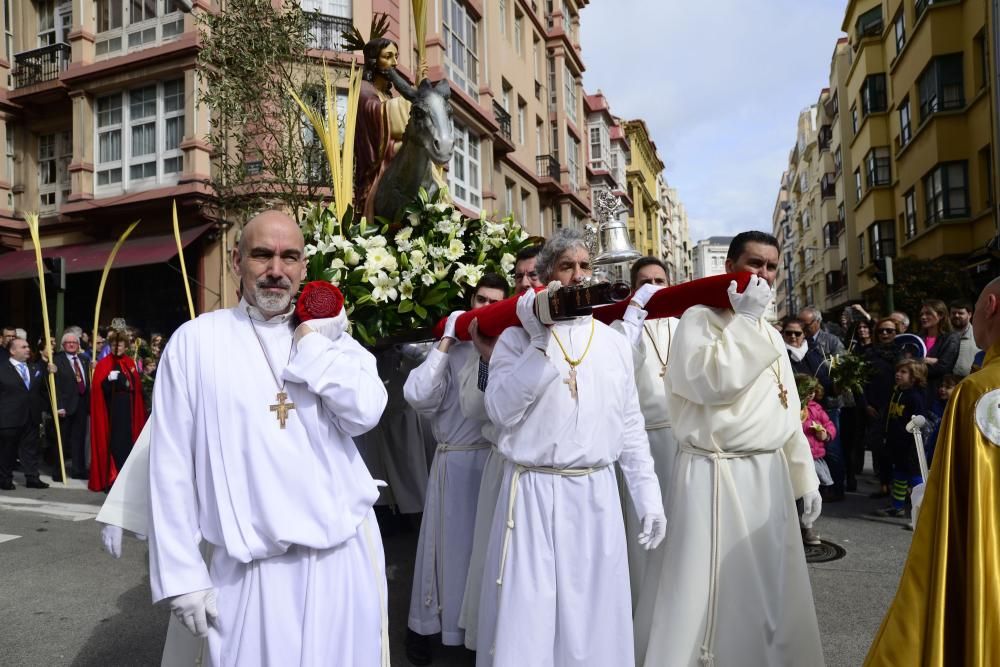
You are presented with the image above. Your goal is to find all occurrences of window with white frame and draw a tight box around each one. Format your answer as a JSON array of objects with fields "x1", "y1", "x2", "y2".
[
  {"x1": 96, "y1": 0, "x2": 184, "y2": 57},
  {"x1": 449, "y1": 120, "x2": 481, "y2": 209},
  {"x1": 504, "y1": 181, "x2": 514, "y2": 213},
  {"x1": 513, "y1": 11, "x2": 522, "y2": 54},
  {"x1": 38, "y1": 130, "x2": 71, "y2": 211},
  {"x1": 589, "y1": 123, "x2": 610, "y2": 171},
  {"x1": 96, "y1": 79, "x2": 185, "y2": 192},
  {"x1": 535, "y1": 119, "x2": 543, "y2": 154},
  {"x1": 4, "y1": 0, "x2": 13, "y2": 72},
  {"x1": 533, "y1": 39, "x2": 540, "y2": 82},
  {"x1": 517, "y1": 103, "x2": 525, "y2": 145},
  {"x1": 520, "y1": 191, "x2": 529, "y2": 228},
  {"x1": 563, "y1": 62, "x2": 578, "y2": 123},
  {"x1": 547, "y1": 55, "x2": 557, "y2": 111},
  {"x1": 37, "y1": 0, "x2": 55, "y2": 45},
  {"x1": 442, "y1": 0, "x2": 479, "y2": 98},
  {"x1": 566, "y1": 129, "x2": 579, "y2": 192},
  {"x1": 5, "y1": 123, "x2": 14, "y2": 187},
  {"x1": 498, "y1": 0, "x2": 506, "y2": 36}
]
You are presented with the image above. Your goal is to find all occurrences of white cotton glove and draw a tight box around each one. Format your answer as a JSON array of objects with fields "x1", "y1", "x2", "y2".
[
  {"x1": 107, "y1": 370, "x2": 120, "y2": 381},
  {"x1": 99, "y1": 523, "x2": 123, "y2": 559},
  {"x1": 516, "y1": 289, "x2": 550, "y2": 351},
  {"x1": 443, "y1": 310, "x2": 465, "y2": 340},
  {"x1": 728, "y1": 275, "x2": 772, "y2": 322},
  {"x1": 638, "y1": 513, "x2": 667, "y2": 550},
  {"x1": 296, "y1": 310, "x2": 348, "y2": 342},
  {"x1": 631, "y1": 283, "x2": 664, "y2": 309},
  {"x1": 170, "y1": 588, "x2": 219, "y2": 638},
  {"x1": 621, "y1": 306, "x2": 649, "y2": 346},
  {"x1": 801, "y1": 490, "x2": 823, "y2": 529}
]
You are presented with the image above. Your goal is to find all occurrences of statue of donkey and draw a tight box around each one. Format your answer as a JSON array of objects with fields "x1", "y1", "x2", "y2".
[{"x1": 374, "y1": 72, "x2": 455, "y2": 222}]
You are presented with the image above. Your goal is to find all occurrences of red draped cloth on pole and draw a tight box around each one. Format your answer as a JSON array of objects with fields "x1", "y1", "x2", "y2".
[
  {"x1": 89, "y1": 354, "x2": 147, "y2": 492},
  {"x1": 434, "y1": 272, "x2": 755, "y2": 340}
]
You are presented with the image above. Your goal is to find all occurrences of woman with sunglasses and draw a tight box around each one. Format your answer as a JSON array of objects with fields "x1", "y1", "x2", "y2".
[{"x1": 782, "y1": 319, "x2": 832, "y2": 392}]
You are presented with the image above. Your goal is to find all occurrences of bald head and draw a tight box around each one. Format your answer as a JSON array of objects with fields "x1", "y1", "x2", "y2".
[
  {"x1": 233, "y1": 210, "x2": 307, "y2": 318},
  {"x1": 971, "y1": 277, "x2": 1000, "y2": 351}
]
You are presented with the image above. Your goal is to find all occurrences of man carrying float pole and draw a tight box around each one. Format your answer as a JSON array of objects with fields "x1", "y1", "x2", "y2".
[
  {"x1": 476, "y1": 229, "x2": 666, "y2": 666},
  {"x1": 404, "y1": 274, "x2": 508, "y2": 664}
]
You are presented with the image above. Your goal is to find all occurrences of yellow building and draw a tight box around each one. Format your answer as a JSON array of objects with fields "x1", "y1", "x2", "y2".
[
  {"x1": 776, "y1": 1, "x2": 999, "y2": 318},
  {"x1": 623, "y1": 118, "x2": 665, "y2": 259}
]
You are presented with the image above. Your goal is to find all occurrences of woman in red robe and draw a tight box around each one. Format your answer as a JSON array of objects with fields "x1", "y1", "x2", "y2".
[{"x1": 89, "y1": 329, "x2": 146, "y2": 492}]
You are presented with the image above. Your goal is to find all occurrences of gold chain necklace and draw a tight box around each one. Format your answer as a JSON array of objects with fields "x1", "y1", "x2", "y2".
[
  {"x1": 247, "y1": 308, "x2": 297, "y2": 429},
  {"x1": 762, "y1": 325, "x2": 790, "y2": 409},
  {"x1": 644, "y1": 320, "x2": 672, "y2": 378},
  {"x1": 549, "y1": 318, "x2": 596, "y2": 399}
]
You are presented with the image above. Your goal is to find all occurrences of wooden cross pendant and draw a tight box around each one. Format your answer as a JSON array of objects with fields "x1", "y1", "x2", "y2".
[
  {"x1": 270, "y1": 391, "x2": 296, "y2": 429},
  {"x1": 777, "y1": 382, "x2": 789, "y2": 409},
  {"x1": 563, "y1": 366, "x2": 579, "y2": 400}
]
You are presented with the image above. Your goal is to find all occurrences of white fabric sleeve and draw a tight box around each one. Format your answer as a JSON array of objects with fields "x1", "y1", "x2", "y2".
[
  {"x1": 401, "y1": 347, "x2": 450, "y2": 415},
  {"x1": 148, "y1": 334, "x2": 213, "y2": 602},
  {"x1": 485, "y1": 329, "x2": 560, "y2": 429},
  {"x1": 283, "y1": 331, "x2": 388, "y2": 437},
  {"x1": 611, "y1": 319, "x2": 647, "y2": 372},
  {"x1": 96, "y1": 419, "x2": 152, "y2": 535},
  {"x1": 615, "y1": 344, "x2": 664, "y2": 519},
  {"x1": 458, "y1": 351, "x2": 488, "y2": 422},
  {"x1": 670, "y1": 307, "x2": 782, "y2": 406}
]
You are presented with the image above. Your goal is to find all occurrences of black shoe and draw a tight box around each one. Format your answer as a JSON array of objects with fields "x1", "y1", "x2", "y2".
[
  {"x1": 874, "y1": 507, "x2": 906, "y2": 518},
  {"x1": 405, "y1": 629, "x2": 433, "y2": 666},
  {"x1": 50, "y1": 473, "x2": 64, "y2": 482},
  {"x1": 25, "y1": 478, "x2": 50, "y2": 489},
  {"x1": 825, "y1": 491, "x2": 845, "y2": 503},
  {"x1": 70, "y1": 471, "x2": 89, "y2": 480},
  {"x1": 0, "y1": 480, "x2": 15, "y2": 490},
  {"x1": 846, "y1": 479, "x2": 858, "y2": 492}
]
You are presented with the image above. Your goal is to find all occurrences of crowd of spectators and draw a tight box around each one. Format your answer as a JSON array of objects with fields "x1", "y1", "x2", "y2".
[
  {"x1": 778, "y1": 299, "x2": 980, "y2": 532},
  {"x1": 0, "y1": 322, "x2": 164, "y2": 490}
]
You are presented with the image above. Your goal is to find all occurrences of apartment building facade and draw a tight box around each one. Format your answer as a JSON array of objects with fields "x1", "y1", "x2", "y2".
[
  {"x1": 0, "y1": 0, "x2": 595, "y2": 328},
  {"x1": 776, "y1": 0, "x2": 999, "y2": 319},
  {"x1": 623, "y1": 118, "x2": 664, "y2": 259},
  {"x1": 691, "y1": 235, "x2": 732, "y2": 280}
]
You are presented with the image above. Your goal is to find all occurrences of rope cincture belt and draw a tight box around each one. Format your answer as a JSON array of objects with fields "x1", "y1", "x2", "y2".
[
  {"x1": 490, "y1": 460, "x2": 612, "y2": 656},
  {"x1": 494, "y1": 462, "x2": 612, "y2": 585},
  {"x1": 679, "y1": 443, "x2": 776, "y2": 667},
  {"x1": 425, "y1": 442, "x2": 493, "y2": 616}
]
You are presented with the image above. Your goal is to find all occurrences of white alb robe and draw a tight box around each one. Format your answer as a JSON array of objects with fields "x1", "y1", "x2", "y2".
[
  {"x1": 148, "y1": 303, "x2": 390, "y2": 667},
  {"x1": 404, "y1": 343, "x2": 491, "y2": 645},
  {"x1": 636, "y1": 306, "x2": 823, "y2": 667},
  {"x1": 455, "y1": 350, "x2": 504, "y2": 651},
  {"x1": 477, "y1": 317, "x2": 662, "y2": 667},
  {"x1": 613, "y1": 317, "x2": 680, "y2": 612},
  {"x1": 97, "y1": 420, "x2": 205, "y2": 667}
]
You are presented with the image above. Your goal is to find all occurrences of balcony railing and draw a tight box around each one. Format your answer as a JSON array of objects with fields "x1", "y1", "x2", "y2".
[
  {"x1": 12, "y1": 43, "x2": 70, "y2": 89},
  {"x1": 493, "y1": 101, "x2": 512, "y2": 142},
  {"x1": 536, "y1": 154, "x2": 560, "y2": 180},
  {"x1": 307, "y1": 13, "x2": 351, "y2": 51}
]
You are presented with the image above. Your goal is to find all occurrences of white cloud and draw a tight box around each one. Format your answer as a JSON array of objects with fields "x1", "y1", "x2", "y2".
[{"x1": 582, "y1": 0, "x2": 846, "y2": 242}]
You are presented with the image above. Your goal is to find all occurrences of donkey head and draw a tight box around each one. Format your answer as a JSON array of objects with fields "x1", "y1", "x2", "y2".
[{"x1": 398, "y1": 78, "x2": 456, "y2": 166}]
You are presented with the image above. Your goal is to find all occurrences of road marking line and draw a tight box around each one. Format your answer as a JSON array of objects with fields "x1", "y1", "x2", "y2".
[
  {"x1": 0, "y1": 533, "x2": 21, "y2": 544},
  {"x1": 0, "y1": 496, "x2": 100, "y2": 522}
]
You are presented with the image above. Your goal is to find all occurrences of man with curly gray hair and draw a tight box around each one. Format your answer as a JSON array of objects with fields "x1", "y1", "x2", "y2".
[{"x1": 475, "y1": 228, "x2": 665, "y2": 666}]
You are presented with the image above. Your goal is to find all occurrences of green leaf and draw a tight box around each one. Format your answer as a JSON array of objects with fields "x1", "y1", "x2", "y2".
[
  {"x1": 413, "y1": 303, "x2": 427, "y2": 319},
  {"x1": 397, "y1": 300, "x2": 413, "y2": 313}
]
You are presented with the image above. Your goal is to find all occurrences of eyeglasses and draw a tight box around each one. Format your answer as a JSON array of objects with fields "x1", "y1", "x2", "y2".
[
  {"x1": 783, "y1": 330, "x2": 803, "y2": 337},
  {"x1": 876, "y1": 328, "x2": 896, "y2": 334}
]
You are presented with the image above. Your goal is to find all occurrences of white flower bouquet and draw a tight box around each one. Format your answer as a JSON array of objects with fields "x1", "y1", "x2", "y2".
[{"x1": 302, "y1": 188, "x2": 534, "y2": 345}]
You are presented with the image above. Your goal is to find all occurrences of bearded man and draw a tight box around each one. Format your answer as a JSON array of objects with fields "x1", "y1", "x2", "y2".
[{"x1": 147, "y1": 210, "x2": 390, "y2": 666}]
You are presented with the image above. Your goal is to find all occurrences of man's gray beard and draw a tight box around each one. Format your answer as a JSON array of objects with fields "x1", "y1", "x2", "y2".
[{"x1": 251, "y1": 285, "x2": 292, "y2": 315}]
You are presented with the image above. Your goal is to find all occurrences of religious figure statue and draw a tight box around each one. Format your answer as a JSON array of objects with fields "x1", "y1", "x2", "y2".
[{"x1": 348, "y1": 16, "x2": 453, "y2": 223}]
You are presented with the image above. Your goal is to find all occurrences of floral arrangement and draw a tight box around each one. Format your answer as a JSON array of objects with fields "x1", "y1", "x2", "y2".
[{"x1": 302, "y1": 188, "x2": 534, "y2": 345}]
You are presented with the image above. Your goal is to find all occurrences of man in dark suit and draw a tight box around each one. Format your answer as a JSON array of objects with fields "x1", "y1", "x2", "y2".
[
  {"x1": 53, "y1": 330, "x2": 90, "y2": 480},
  {"x1": 0, "y1": 338, "x2": 49, "y2": 489},
  {"x1": 0, "y1": 325, "x2": 15, "y2": 362}
]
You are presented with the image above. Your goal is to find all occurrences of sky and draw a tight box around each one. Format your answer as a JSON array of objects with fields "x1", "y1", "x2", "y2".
[{"x1": 582, "y1": 0, "x2": 848, "y2": 243}]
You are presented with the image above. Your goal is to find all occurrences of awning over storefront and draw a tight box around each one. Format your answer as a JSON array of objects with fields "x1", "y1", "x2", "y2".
[{"x1": 0, "y1": 224, "x2": 213, "y2": 282}]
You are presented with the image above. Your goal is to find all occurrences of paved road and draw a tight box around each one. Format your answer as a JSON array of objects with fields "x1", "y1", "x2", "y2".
[{"x1": 0, "y1": 471, "x2": 911, "y2": 666}]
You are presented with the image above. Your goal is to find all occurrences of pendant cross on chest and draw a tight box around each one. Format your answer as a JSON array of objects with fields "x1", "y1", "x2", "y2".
[
  {"x1": 270, "y1": 391, "x2": 296, "y2": 429},
  {"x1": 777, "y1": 382, "x2": 789, "y2": 409},
  {"x1": 563, "y1": 366, "x2": 579, "y2": 400}
]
